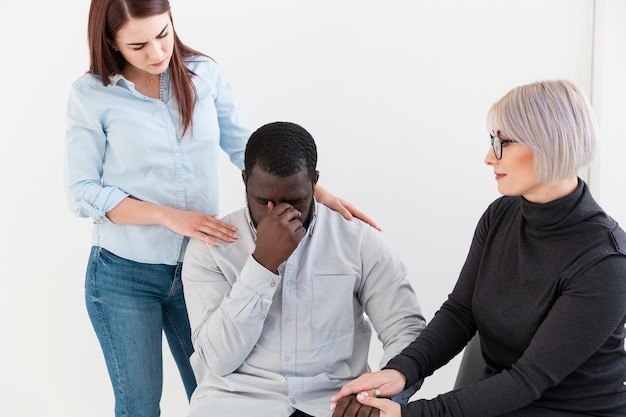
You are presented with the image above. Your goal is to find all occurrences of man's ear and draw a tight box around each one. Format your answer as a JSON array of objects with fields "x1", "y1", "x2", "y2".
[
  {"x1": 313, "y1": 171, "x2": 319, "y2": 186},
  {"x1": 242, "y1": 170, "x2": 248, "y2": 185}
]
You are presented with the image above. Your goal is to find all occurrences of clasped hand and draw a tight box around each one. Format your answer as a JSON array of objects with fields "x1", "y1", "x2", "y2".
[{"x1": 330, "y1": 369, "x2": 406, "y2": 417}]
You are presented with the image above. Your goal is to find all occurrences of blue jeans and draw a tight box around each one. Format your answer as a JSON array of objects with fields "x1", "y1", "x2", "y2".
[{"x1": 85, "y1": 247, "x2": 196, "y2": 417}]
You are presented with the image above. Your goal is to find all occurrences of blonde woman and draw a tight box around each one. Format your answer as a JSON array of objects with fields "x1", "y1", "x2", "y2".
[{"x1": 331, "y1": 80, "x2": 626, "y2": 417}]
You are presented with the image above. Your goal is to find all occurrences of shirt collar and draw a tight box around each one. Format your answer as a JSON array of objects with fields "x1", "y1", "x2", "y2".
[
  {"x1": 109, "y1": 73, "x2": 125, "y2": 86},
  {"x1": 108, "y1": 69, "x2": 170, "y2": 87}
]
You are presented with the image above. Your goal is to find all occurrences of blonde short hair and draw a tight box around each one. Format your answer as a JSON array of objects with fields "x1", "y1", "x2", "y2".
[{"x1": 487, "y1": 79, "x2": 597, "y2": 183}]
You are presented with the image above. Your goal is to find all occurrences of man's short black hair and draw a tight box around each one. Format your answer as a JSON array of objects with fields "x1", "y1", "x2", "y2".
[{"x1": 244, "y1": 121, "x2": 318, "y2": 182}]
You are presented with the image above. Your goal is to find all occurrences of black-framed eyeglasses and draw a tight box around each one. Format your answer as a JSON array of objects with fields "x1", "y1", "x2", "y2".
[{"x1": 489, "y1": 131, "x2": 518, "y2": 159}]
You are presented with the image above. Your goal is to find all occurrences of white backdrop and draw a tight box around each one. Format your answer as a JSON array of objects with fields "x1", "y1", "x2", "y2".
[{"x1": 1, "y1": 1, "x2": 624, "y2": 416}]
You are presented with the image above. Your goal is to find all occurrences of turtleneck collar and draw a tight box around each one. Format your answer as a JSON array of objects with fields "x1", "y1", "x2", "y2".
[{"x1": 520, "y1": 178, "x2": 601, "y2": 230}]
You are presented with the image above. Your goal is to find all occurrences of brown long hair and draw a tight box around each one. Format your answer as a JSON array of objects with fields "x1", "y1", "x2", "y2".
[{"x1": 87, "y1": 0, "x2": 206, "y2": 135}]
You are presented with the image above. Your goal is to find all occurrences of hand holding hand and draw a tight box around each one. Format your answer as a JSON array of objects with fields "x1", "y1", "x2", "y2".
[
  {"x1": 331, "y1": 370, "x2": 407, "y2": 413},
  {"x1": 332, "y1": 392, "x2": 401, "y2": 417},
  {"x1": 331, "y1": 394, "x2": 380, "y2": 417}
]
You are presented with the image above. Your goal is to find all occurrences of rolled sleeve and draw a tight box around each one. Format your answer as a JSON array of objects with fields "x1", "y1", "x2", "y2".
[{"x1": 64, "y1": 79, "x2": 130, "y2": 221}]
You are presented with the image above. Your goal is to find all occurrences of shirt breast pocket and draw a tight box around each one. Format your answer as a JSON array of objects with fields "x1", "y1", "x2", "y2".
[{"x1": 311, "y1": 274, "x2": 357, "y2": 332}]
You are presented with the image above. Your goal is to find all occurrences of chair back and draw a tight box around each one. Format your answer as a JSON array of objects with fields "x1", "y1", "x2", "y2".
[{"x1": 453, "y1": 333, "x2": 485, "y2": 389}]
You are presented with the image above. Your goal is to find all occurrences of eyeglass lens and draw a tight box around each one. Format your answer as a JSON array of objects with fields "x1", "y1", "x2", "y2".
[{"x1": 490, "y1": 134, "x2": 502, "y2": 159}]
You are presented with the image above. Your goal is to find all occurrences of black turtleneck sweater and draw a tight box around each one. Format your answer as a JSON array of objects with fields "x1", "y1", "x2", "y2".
[{"x1": 387, "y1": 179, "x2": 626, "y2": 416}]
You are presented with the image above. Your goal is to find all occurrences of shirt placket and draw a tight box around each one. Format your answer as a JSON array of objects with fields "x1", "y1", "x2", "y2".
[
  {"x1": 280, "y1": 244, "x2": 301, "y2": 377},
  {"x1": 158, "y1": 75, "x2": 185, "y2": 260}
]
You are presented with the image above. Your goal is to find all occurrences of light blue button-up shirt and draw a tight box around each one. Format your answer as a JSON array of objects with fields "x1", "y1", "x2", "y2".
[
  {"x1": 182, "y1": 203, "x2": 426, "y2": 416},
  {"x1": 64, "y1": 57, "x2": 251, "y2": 264}
]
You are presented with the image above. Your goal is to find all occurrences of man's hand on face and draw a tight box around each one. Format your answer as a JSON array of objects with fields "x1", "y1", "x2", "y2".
[{"x1": 252, "y1": 201, "x2": 307, "y2": 273}]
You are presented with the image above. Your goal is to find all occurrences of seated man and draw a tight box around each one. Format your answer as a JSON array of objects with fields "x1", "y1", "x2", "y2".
[{"x1": 182, "y1": 121, "x2": 426, "y2": 417}]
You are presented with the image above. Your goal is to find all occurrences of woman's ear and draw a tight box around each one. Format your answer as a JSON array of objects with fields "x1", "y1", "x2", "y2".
[{"x1": 107, "y1": 38, "x2": 119, "y2": 51}]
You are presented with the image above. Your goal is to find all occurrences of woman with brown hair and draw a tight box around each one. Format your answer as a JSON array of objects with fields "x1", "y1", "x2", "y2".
[{"x1": 64, "y1": 1, "x2": 377, "y2": 415}]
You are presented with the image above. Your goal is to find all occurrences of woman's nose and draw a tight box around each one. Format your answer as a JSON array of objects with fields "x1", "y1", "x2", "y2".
[
  {"x1": 484, "y1": 148, "x2": 496, "y2": 166},
  {"x1": 147, "y1": 41, "x2": 164, "y2": 60}
]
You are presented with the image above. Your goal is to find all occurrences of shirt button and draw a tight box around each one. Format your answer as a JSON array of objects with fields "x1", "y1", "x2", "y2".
[
  {"x1": 260, "y1": 315, "x2": 266, "y2": 320},
  {"x1": 291, "y1": 400, "x2": 297, "y2": 405},
  {"x1": 285, "y1": 356, "x2": 292, "y2": 362},
  {"x1": 270, "y1": 282, "x2": 276, "y2": 287}
]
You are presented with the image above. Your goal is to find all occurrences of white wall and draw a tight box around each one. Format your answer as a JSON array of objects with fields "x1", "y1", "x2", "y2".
[
  {"x1": 589, "y1": 0, "x2": 626, "y2": 222},
  {"x1": 1, "y1": 1, "x2": 623, "y2": 416}
]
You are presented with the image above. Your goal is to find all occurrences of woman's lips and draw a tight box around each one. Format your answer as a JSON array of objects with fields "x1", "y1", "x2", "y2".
[{"x1": 151, "y1": 58, "x2": 167, "y2": 68}]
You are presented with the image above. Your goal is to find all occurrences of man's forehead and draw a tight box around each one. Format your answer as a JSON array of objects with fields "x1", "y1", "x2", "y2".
[
  {"x1": 247, "y1": 166, "x2": 311, "y2": 193},
  {"x1": 249, "y1": 164, "x2": 307, "y2": 180}
]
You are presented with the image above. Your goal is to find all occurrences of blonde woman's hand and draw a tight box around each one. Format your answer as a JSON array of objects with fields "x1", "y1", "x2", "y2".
[
  {"x1": 330, "y1": 369, "x2": 406, "y2": 413},
  {"x1": 330, "y1": 392, "x2": 402, "y2": 417}
]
